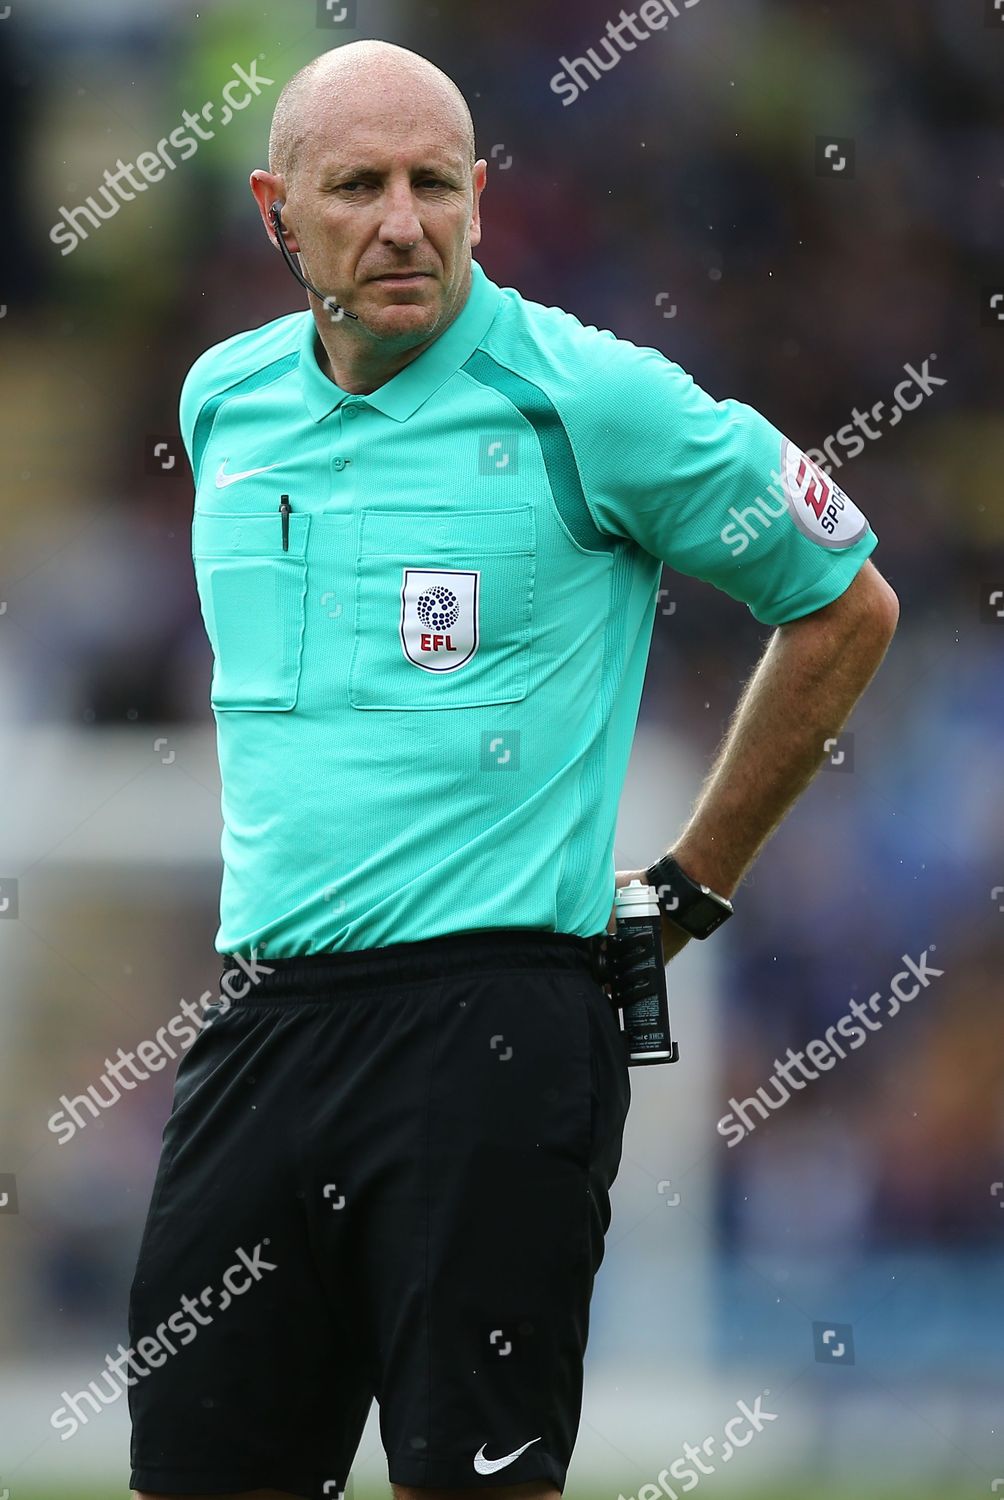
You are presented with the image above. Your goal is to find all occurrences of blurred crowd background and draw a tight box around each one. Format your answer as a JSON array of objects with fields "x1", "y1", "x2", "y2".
[{"x1": 1, "y1": 0, "x2": 1002, "y2": 1492}]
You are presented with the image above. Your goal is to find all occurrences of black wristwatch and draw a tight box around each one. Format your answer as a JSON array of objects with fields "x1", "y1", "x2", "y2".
[{"x1": 644, "y1": 853, "x2": 734, "y2": 939}]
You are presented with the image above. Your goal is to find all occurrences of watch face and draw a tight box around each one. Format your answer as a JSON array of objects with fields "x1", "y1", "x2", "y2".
[{"x1": 688, "y1": 893, "x2": 731, "y2": 937}]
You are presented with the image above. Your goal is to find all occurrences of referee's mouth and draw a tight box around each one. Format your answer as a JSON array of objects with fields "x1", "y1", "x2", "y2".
[{"x1": 368, "y1": 272, "x2": 434, "y2": 289}]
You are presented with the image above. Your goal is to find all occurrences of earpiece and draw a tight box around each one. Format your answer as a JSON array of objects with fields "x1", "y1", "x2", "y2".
[{"x1": 267, "y1": 197, "x2": 359, "y2": 319}]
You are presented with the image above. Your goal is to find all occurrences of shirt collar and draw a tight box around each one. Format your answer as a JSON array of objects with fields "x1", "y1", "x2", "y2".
[{"x1": 297, "y1": 258, "x2": 502, "y2": 424}]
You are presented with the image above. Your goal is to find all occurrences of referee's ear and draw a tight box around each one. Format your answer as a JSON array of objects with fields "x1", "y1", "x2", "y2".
[
  {"x1": 250, "y1": 169, "x2": 294, "y2": 249},
  {"x1": 469, "y1": 158, "x2": 488, "y2": 248}
]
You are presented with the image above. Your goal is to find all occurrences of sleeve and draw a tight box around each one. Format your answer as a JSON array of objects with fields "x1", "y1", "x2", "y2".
[
  {"x1": 574, "y1": 342, "x2": 879, "y2": 626},
  {"x1": 178, "y1": 348, "x2": 219, "y2": 486}
]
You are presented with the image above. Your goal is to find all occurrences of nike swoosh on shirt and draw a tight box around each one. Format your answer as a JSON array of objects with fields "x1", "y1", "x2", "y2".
[
  {"x1": 473, "y1": 1437, "x2": 542, "y2": 1475},
  {"x1": 215, "y1": 460, "x2": 284, "y2": 488}
]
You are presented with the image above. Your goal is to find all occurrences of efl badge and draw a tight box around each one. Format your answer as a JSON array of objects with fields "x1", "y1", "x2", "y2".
[
  {"x1": 781, "y1": 440, "x2": 869, "y2": 549},
  {"x1": 400, "y1": 568, "x2": 479, "y2": 671}
]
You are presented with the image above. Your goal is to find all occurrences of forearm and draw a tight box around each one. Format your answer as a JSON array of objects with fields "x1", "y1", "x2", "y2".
[{"x1": 668, "y1": 568, "x2": 899, "y2": 899}]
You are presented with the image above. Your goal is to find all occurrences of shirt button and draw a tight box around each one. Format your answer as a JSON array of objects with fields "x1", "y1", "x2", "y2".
[
  {"x1": 333, "y1": 457, "x2": 347, "y2": 471},
  {"x1": 344, "y1": 405, "x2": 360, "y2": 420}
]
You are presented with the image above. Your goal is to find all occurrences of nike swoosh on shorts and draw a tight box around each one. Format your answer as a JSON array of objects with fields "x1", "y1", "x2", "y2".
[{"x1": 473, "y1": 1436, "x2": 542, "y2": 1474}]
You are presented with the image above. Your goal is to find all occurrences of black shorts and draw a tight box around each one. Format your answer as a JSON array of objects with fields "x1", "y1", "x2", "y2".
[{"x1": 128, "y1": 928, "x2": 631, "y2": 1495}]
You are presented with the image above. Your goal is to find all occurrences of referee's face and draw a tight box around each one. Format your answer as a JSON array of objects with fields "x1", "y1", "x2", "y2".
[{"x1": 274, "y1": 97, "x2": 486, "y2": 346}]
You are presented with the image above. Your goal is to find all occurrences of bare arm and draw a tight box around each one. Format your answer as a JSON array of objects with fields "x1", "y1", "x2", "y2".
[{"x1": 611, "y1": 559, "x2": 900, "y2": 956}]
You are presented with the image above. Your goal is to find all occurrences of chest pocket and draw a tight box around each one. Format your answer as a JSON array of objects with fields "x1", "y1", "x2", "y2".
[
  {"x1": 348, "y1": 506, "x2": 535, "y2": 710},
  {"x1": 192, "y1": 511, "x2": 310, "y2": 712}
]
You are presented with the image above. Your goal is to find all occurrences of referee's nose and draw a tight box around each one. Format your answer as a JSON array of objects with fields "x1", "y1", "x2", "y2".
[{"x1": 378, "y1": 180, "x2": 424, "y2": 251}]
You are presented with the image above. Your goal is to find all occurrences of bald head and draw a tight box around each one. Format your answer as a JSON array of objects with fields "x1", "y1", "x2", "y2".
[
  {"x1": 252, "y1": 39, "x2": 487, "y2": 370},
  {"x1": 269, "y1": 40, "x2": 476, "y2": 187}
]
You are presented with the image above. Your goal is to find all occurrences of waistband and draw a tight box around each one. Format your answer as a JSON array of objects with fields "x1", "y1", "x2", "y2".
[{"x1": 219, "y1": 928, "x2": 611, "y2": 1001}]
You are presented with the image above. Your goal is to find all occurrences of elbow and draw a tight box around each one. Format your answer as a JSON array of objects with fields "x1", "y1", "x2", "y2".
[
  {"x1": 837, "y1": 560, "x2": 900, "y2": 645},
  {"x1": 866, "y1": 570, "x2": 900, "y2": 644},
  {"x1": 864, "y1": 567, "x2": 900, "y2": 645},
  {"x1": 785, "y1": 561, "x2": 900, "y2": 653}
]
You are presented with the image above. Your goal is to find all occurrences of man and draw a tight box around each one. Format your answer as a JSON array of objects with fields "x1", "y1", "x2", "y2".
[{"x1": 128, "y1": 37, "x2": 898, "y2": 1500}]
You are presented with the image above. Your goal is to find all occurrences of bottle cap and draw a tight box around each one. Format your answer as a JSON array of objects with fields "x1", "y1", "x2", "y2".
[{"x1": 613, "y1": 878, "x2": 661, "y2": 920}]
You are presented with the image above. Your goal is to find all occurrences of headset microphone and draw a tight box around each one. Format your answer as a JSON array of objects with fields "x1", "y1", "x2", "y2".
[{"x1": 269, "y1": 202, "x2": 358, "y2": 321}]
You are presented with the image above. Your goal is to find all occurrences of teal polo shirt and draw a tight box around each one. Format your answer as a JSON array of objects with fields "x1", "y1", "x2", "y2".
[{"x1": 181, "y1": 258, "x2": 879, "y2": 957}]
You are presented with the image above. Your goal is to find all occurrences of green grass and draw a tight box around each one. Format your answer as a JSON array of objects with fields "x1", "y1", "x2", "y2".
[{"x1": 10, "y1": 1489, "x2": 975, "y2": 1500}]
